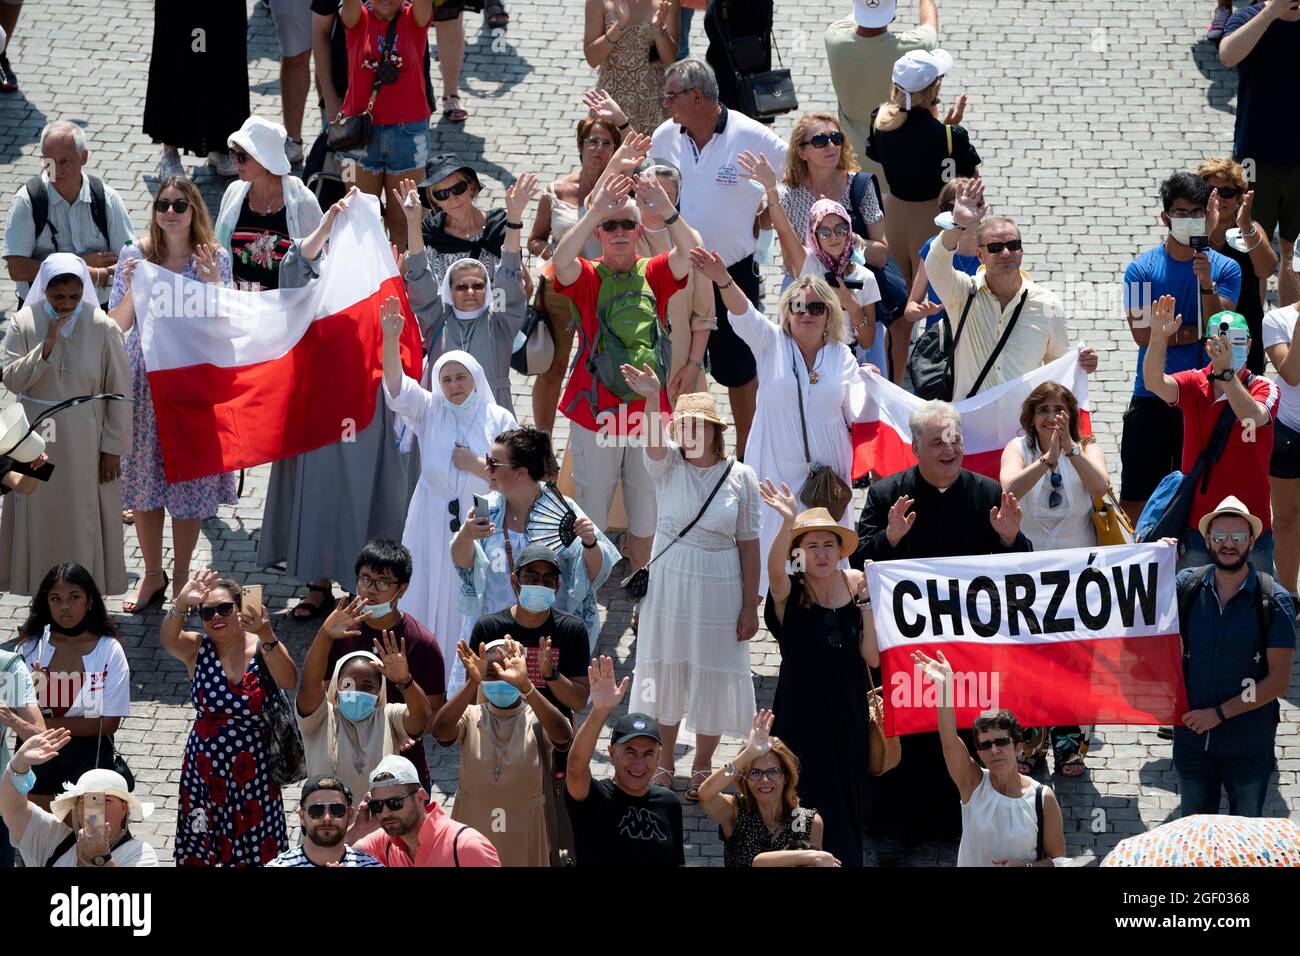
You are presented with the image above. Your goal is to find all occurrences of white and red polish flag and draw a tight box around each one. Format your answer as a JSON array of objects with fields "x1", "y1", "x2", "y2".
[
  {"x1": 865, "y1": 542, "x2": 1187, "y2": 736},
  {"x1": 851, "y1": 346, "x2": 1092, "y2": 480},
  {"x1": 133, "y1": 194, "x2": 422, "y2": 483}
]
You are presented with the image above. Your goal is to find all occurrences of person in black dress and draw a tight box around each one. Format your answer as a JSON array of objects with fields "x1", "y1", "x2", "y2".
[
  {"x1": 850, "y1": 399, "x2": 1031, "y2": 863},
  {"x1": 757, "y1": 481, "x2": 878, "y2": 867}
]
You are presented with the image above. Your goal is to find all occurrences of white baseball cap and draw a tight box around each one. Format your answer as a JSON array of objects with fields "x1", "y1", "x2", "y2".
[
  {"x1": 227, "y1": 116, "x2": 290, "y2": 177},
  {"x1": 893, "y1": 49, "x2": 955, "y2": 107},
  {"x1": 368, "y1": 754, "x2": 421, "y2": 790},
  {"x1": 853, "y1": 0, "x2": 897, "y2": 29}
]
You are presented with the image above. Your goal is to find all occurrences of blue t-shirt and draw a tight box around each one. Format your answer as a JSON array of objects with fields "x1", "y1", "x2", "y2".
[
  {"x1": 1125, "y1": 245, "x2": 1241, "y2": 397},
  {"x1": 918, "y1": 235, "x2": 981, "y2": 327},
  {"x1": 1174, "y1": 565, "x2": 1296, "y2": 756},
  {"x1": 1224, "y1": 5, "x2": 1300, "y2": 163}
]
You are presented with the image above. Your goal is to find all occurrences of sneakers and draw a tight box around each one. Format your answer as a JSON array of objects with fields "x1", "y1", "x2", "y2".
[
  {"x1": 0, "y1": 53, "x2": 17, "y2": 92},
  {"x1": 159, "y1": 147, "x2": 184, "y2": 180},
  {"x1": 207, "y1": 149, "x2": 238, "y2": 177},
  {"x1": 285, "y1": 137, "x2": 305, "y2": 167},
  {"x1": 1206, "y1": 3, "x2": 1232, "y2": 41}
]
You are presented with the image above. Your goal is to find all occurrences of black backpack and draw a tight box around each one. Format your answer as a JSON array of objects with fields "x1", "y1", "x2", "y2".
[
  {"x1": 26, "y1": 174, "x2": 110, "y2": 253},
  {"x1": 1176, "y1": 565, "x2": 1276, "y2": 693}
]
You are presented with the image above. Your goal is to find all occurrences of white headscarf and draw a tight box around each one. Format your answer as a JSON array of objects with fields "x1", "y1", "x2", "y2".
[
  {"x1": 439, "y1": 258, "x2": 493, "y2": 320},
  {"x1": 21, "y1": 253, "x2": 99, "y2": 338},
  {"x1": 420, "y1": 350, "x2": 500, "y2": 465}
]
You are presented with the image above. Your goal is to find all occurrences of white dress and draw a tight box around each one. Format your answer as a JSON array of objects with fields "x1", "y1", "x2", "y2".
[
  {"x1": 957, "y1": 769, "x2": 1043, "y2": 867},
  {"x1": 630, "y1": 448, "x2": 761, "y2": 739},
  {"x1": 383, "y1": 351, "x2": 518, "y2": 682},
  {"x1": 1014, "y1": 436, "x2": 1096, "y2": 552},
  {"x1": 728, "y1": 304, "x2": 867, "y2": 596}
]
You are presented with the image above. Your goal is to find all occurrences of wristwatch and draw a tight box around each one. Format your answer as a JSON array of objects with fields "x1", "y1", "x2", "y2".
[
  {"x1": 1210, "y1": 368, "x2": 1235, "y2": 381},
  {"x1": 91, "y1": 853, "x2": 111, "y2": 867},
  {"x1": 686, "y1": 357, "x2": 705, "y2": 370},
  {"x1": 662, "y1": 210, "x2": 680, "y2": 226},
  {"x1": 1066, "y1": 442, "x2": 1081, "y2": 458},
  {"x1": 1215, "y1": 704, "x2": 1227, "y2": 722},
  {"x1": 260, "y1": 639, "x2": 280, "y2": 652},
  {"x1": 582, "y1": 538, "x2": 599, "y2": 550},
  {"x1": 394, "y1": 677, "x2": 414, "y2": 690}
]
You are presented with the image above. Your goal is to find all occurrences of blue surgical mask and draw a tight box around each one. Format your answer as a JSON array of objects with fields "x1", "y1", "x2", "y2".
[
  {"x1": 338, "y1": 689, "x2": 378, "y2": 722},
  {"x1": 1232, "y1": 345, "x2": 1249, "y2": 371},
  {"x1": 363, "y1": 600, "x2": 393, "y2": 620},
  {"x1": 517, "y1": 584, "x2": 557, "y2": 613},
  {"x1": 441, "y1": 388, "x2": 480, "y2": 418},
  {"x1": 482, "y1": 680, "x2": 520, "y2": 708}
]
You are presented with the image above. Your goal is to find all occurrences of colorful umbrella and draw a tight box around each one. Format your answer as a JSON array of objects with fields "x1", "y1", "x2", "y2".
[{"x1": 1101, "y1": 815, "x2": 1300, "y2": 867}]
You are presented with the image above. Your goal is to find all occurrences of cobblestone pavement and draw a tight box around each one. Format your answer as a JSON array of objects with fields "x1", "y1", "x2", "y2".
[{"x1": 0, "y1": 0, "x2": 1296, "y2": 866}]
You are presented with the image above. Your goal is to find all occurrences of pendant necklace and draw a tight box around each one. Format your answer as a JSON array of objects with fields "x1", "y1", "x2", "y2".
[
  {"x1": 485, "y1": 707, "x2": 514, "y2": 782},
  {"x1": 806, "y1": 346, "x2": 826, "y2": 385}
]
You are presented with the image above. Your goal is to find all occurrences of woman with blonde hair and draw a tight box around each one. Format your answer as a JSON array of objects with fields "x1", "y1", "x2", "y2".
[
  {"x1": 697, "y1": 709, "x2": 839, "y2": 867},
  {"x1": 691, "y1": 249, "x2": 866, "y2": 594},
  {"x1": 108, "y1": 178, "x2": 236, "y2": 613}
]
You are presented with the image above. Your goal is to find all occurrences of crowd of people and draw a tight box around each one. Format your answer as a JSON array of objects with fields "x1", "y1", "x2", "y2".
[{"x1": 0, "y1": 0, "x2": 1297, "y2": 869}]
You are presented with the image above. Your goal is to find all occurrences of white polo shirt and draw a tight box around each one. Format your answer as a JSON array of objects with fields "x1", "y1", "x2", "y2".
[{"x1": 650, "y1": 106, "x2": 789, "y2": 267}]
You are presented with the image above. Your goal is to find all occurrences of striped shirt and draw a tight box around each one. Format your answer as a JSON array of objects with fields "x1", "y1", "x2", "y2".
[{"x1": 265, "y1": 846, "x2": 383, "y2": 868}]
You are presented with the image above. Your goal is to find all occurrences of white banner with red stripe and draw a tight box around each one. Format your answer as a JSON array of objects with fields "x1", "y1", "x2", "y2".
[
  {"x1": 133, "y1": 194, "x2": 422, "y2": 483},
  {"x1": 852, "y1": 346, "x2": 1092, "y2": 480},
  {"x1": 864, "y1": 541, "x2": 1187, "y2": 736}
]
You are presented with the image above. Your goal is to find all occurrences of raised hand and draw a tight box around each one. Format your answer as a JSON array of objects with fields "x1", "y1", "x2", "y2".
[
  {"x1": 1207, "y1": 332, "x2": 1234, "y2": 374},
  {"x1": 324, "y1": 185, "x2": 358, "y2": 227},
  {"x1": 607, "y1": 130, "x2": 652, "y2": 177},
  {"x1": 942, "y1": 93, "x2": 968, "y2": 125},
  {"x1": 886, "y1": 495, "x2": 917, "y2": 547},
  {"x1": 321, "y1": 595, "x2": 368, "y2": 642},
  {"x1": 620, "y1": 361, "x2": 661, "y2": 399},
  {"x1": 758, "y1": 478, "x2": 799, "y2": 523},
  {"x1": 537, "y1": 635, "x2": 554, "y2": 678},
  {"x1": 505, "y1": 172, "x2": 541, "y2": 222},
  {"x1": 735, "y1": 150, "x2": 778, "y2": 191},
  {"x1": 372, "y1": 630, "x2": 411, "y2": 687},
  {"x1": 687, "y1": 247, "x2": 731, "y2": 286},
  {"x1": 650, "y1": 0, "x2": 673, "y2": 34},
  {"x1": 988, "y1": 491, "x2": 1022, "y2": 544},
  {"x1": 910, "y1": 648, "x2": 954, "y2": 687},
  {"x1": 1237, "y1": 190, "x2": 1255, "y2": 232},
  {"x1": 587, "y1": 655, "x2": 630, "y2": 712},
  {"x1": 394, "y1": 177, "x2": 422, "y2": 221},
  {"x1": 573, "y1": 513, "x2": 598, "y2": 547},
  {"x1": 952, "y1": 177, "x2": 987, "y2": 230},
  {"x1": 606, "y1": 0, "x2": 631, "y2": 30},
  {"x1": 193, "y1": 244, "x2": 223, "y2": 284},
  {"x1": 456, "y1": 640, "x2": 485, "y2": 684},
  {"x1": 490, "y1": 636, "x2": 531, "y2": 690},
  {"x1": 1205, "y1": 188, "x2": 1222, "y2": 238},
  {"x1": 593, "y1": 173, "x2": 636, "y2": 215},
  {"x1": 1150, "y1": 294, "x2": 1182, "y2": 342},
  {"x1": 380, "y1": 295, "x2": 405, "y2": 342},
  {"x1": 177, "y1": 569, "x2": 221, "y2": 612},
  {"x1": 582, "y1": 88, "x2": 628, "y2": 128},
  {"x1": 743, "y1": 709, "x2": 774, "y2": 758},
  {"x1": 632, "y1": 171, "x2": 674, "y2": 217},
  {"x1": 903, "y1": 299, "x2": 944, "y2": 325},
  {"x1": 13, "y1": 727, "x2": 73, "y2": 769}
]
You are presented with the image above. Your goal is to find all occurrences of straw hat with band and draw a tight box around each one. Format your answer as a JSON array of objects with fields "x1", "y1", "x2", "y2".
[
  {"x1": 667, "y1": 391, "x2": 728, "y2": 437},
  {"x1": 1197, "y1": 495, "x2": 1263, "y2": 539},
  {"x1": 49, "y1": 768, "x2": 154, "y2": 826},
  {"x1": 790, "y1": 507, "x2": 858, "y2": 559}
]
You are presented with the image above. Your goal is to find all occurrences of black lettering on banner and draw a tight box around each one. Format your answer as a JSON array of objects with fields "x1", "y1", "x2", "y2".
[
  {"x1": 965, "y1": 575, "x2": 1001, "y2": 637},
  {"x1": 1040, "y1": 570, "x2": 1076, "y2": 633},
  {"x1": 1075, "y1": 567, "x2": 1112, "y2": 630},
  {"x1": 1112, "y1": 561, "x2": 1158, "y2": 627},
  {"x1": 926, "y1": 578, "x2": 964, "y2": 636},
  {"x1": 894, "y1": 580, "x2": 925, "y2": 638},
  {"x1": 1004, "y1": 574, "x2": 1041, "y2": 636}
]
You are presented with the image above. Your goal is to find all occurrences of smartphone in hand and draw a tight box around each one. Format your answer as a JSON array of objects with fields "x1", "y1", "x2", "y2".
[
  {"x1": 473, "y1": 494, "x2": 490, "y2": 517},
  {"x1": 243, "y1": 584, "x2": 264, "y2": 619},
  {"x1": 84, "y1": 791, "x2": 106, "y2": 840}
]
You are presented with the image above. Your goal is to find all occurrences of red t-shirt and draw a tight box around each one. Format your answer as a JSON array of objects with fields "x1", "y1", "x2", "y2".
[
  {"x1": 342, "y1": 2, "x2": 430, "y2": 126},
  {"x1": 355, "y1": 801, "x2": 500, "y2": 867},
  {"x1": 553, "y1": 253, "x2": 685, "y2": 435},
  {"x1": 1172, "y1": 365, "x2": 1280, "y2": 531}
]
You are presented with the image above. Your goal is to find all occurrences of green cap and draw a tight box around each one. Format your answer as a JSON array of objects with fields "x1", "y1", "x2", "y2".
[{"x1": 1210, "y1": 311, "x2": 1249, "y2": 335}]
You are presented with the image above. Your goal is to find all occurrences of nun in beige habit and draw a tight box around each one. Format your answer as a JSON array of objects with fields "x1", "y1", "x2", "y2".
[{"x1": 0, "y1": 254, "x2": 132, "y2": 595}]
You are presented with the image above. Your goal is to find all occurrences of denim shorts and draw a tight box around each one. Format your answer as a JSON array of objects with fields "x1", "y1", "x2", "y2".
[{"x1": 345, "y1": 119, "x2": 431, "y2": 175}]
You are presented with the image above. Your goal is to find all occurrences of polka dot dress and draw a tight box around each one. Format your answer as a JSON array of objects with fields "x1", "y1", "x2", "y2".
[{"x1": 175, "y1": 635, "x2": 288, "y2": 867}]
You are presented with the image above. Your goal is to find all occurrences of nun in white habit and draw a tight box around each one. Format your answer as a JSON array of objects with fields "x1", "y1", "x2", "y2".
[{"x1": 384, "y1": 346, "x2": 517, "y2": 680}]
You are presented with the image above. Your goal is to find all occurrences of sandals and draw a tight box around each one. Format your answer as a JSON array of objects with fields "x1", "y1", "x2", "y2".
[
  {"x1": 122, "y1": 509, "x2": 134, "y2": 526},
  {"x1": 1057, "y1": 754, "x2": 1087, "y2": 778},
  {"x1": 484, "y1": 0, "x2": 509, "y2": 29},
  {"x1": 442, "y1": 95, "x2": 468, "y2": 123},
  {"x1": 650, "y1": 767, "x2": 674, "y2": 790},
  {"x1": 292, "y1": 584, "x2": 334, "y2": 621},
  {"x1": 124, "y1": 570, "x2": 169, "y2": 614},
  {"x1": 685, "y1": 769, "x2": 710, "y2": 802}
]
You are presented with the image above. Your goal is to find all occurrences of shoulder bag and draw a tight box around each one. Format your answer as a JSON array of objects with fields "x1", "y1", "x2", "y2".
[
  {"x1": 255, "y1": 651, "x2": 308, "y2": 787},
  {"x1": 866, "y1": 667, "x2": 901, "y2": 775},
  {"x1": 792, "y1": 344, "x2": 853, "y2": 520},
  {"x1": 1091, "y1": 484, "x2": 1135, "y2": 546},
  {"x1": 718, "y1": 2, "x2": 797, "y2": 121},
  {"x1": 327, "y1": 12, "x2": 400, "y2": 151},
  {"x1": 1138, "y1": 399, "x2": 1239, "y2": 543}
]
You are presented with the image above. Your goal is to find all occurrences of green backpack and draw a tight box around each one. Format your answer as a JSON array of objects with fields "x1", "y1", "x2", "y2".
[{"x1": 570, "y1": 260, "x2": 672, "y2": 412}]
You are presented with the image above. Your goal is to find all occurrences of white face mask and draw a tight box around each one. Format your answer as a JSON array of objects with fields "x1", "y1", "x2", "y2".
[{"x1": 1168, "y1": 216, "x2": 1206, "y2": 246}]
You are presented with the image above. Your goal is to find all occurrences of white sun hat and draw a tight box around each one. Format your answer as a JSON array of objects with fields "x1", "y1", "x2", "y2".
[{"x1": 0, "y1": 403, "x2": 46, "y2": 463}]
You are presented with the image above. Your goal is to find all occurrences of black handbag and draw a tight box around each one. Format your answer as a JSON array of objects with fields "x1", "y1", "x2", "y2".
[
  {"x1": 791, "y1": 344, "x2": 853, "y2": 520},
  {"x1": 255, "y1": 651, "x2": 308, "y2": 787},
  {"x1": 720, "y1": 6, "x2": 796, "y2": 121},
  {"x1": 95, "y1": 719, "x2": 135, "y2": 792},
  {"x1": 908, "y1": 285, "x2": 974, "y2": 402},
  {"x1": 622, "y1": 459, "x2": 735, "y2": 599},
  {"x1": 327, "y1": 13, "x2": 400, "y2": 152}
]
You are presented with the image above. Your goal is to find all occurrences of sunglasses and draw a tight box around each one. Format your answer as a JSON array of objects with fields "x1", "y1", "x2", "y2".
[
  {"x1": 232, "y1": 149, "x2": 250, "y2": 164},
  {"x1": 1208, "y1": 184, "x2": 1241, "y2": 199},
  {"x1": 974, "y1": 736, "x2": 1014, "y2": 751},
  {"x1": 1210, "y1": 530, "x2": 1251, "y2": 546},
  {"x1": 198, "y1": 602, "x2": 237, "y2": 621},
  {"x1": 1047, "y1": 469, "x2": 1063, "y2": 509},
  {"x1": 305, "y1": 802, "x2": 349, "y2": 820},
  {"x1": 815, "y1": 223, "x2": 850, "y2": 240},
  {"x1": 431, "y1": 180, "x2": 471, "y2": 202},
  {"x1": 448, "y1": 499, "x2": 461, "y2": 533},
  {"x1": 453, "y1": 281, "x2": 487, "y2": 294},
  {"x1": 154, "y1": 199, "x2": 191, "y2": 215},
  {"x1": 790, "y1": 300, "x2": 829, "y2": 317},
  {"x1": 802, "y1": 131, "x2": 845, "y2": 149},
  {"x1": 600, "y1": 219, "x2": 638, "y2": 233},
  {"x1": 983, "y1": 239, "x2": 1022, "y2": 253},
  {"x1": 485, "y1": 455, "x2": 515, "y2": 473},
  {"x1": 366, "y1": 792, "x2": 417, "y2": 814}
]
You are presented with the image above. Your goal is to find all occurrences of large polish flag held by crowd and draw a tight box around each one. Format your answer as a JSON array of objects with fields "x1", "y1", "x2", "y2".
[
  {"x1": 133, "y1": 194, "x2": 423, "y2": 483},
  {"x1": 851, "y1": 347, "x2": 1092, "y2": 481}
]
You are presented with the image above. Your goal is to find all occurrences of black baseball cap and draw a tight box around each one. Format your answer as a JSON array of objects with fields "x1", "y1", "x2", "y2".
[
  {"x1": 301, "y1": 774, "x2": 354, "y2": 806},
  {"x1": 513, "y1": 542, "x2": 562, "y2": 572},
  {"x1": 611, "y1": 713, "x2": 661, "y2": 745}
]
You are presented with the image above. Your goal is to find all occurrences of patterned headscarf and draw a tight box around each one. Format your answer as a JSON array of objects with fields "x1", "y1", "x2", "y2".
[{"x1": 804, "y1": 199, "x2": 855, "y2": 279}]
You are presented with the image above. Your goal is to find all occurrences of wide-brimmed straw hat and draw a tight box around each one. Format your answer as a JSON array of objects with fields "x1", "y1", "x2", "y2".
[
  {"x1": 790, "y1": 507, "x2": 858, "y2": 558},
  {"x1": 667, "y1": 391, "x2": 728, "y2": 435}
]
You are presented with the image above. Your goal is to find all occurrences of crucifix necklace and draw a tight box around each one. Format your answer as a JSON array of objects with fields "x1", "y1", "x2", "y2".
[{"x1": 485, "y1": 708, "x2": 514, "y2": 782}]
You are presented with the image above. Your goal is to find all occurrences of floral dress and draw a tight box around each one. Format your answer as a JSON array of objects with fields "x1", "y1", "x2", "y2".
[
  {"x1": 109, "y1": 245, "x2": 239, "y2": 518},
  {"x1": 598, "y1": 11, "x2": 668, "y2": 136},
  {"x1": 175, "y1": 635, "x2": 287, "y2": 867}
]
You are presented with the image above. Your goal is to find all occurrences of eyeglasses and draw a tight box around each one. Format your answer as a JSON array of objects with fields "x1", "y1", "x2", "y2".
[
  {"x1": 583, "y1": 137, "x2": 615, "y2": 151},
  {"x1": 365, "y1": 792, "x2": 417, "y2": 814},
  {"x1": 305, "y1": 802, "x2": 349, "y2": 820},
  {"x1": 1167, "y1": 208, "x2": 1206, "y2": 219},
  {"x1": 982, "y1": 239, "x2": 1022, "y2": 253},
  {"x1": 746, "y1": 767, "x2": 785, "y2": 782},
  {"x1": 517, "y1": 571, "x2": 561, "y2": 588},
  {"x1": 661, "y1": 88, "x2": 695, "y2": 103},
  {"x1": 1047, "y1": 469, "x2": 1063, "y2": 509},
  {"x1": 974, "y1": 736, "x2": 1014, "y2": 751},
  {"x1": 453, "y1": 281, "x2": 486, "y2": 293},
  {"x1": 789, "y1": 300, "x2": 829, "y2": 317},
  {"x1": 485, "y1": 455, "x2": 514, "y2": 472},
  {"x1": 801, "y1": 131, "x2": 844, "y2": 149},
  {"x1": 232, "y1": 149, "x2": 250, "y2": 164},
  {"x1": 448, "y1": 499, "x2": 461, "y2": 534},
  {"x1": 431, "y1": 180, "x2": 471, "y2": 202},
  {"x1": 154, "y1": 199, "x2": 191, "y2": 215},
  {"x1": 600, "y1": 219, "x2": 638, "y2": 233},
  {"x1": 198, "y1": 602, "x2": 236, "y2": 621},
  {"x1": 815, "y1": 223, "x2": 850, "y2": 240},
  {"x1": 357, "y1": 573, "x2": 398, "y2": 591},
  {"x1": 1210, "y1": 530, "x2": 1251, "y2": 546}
]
